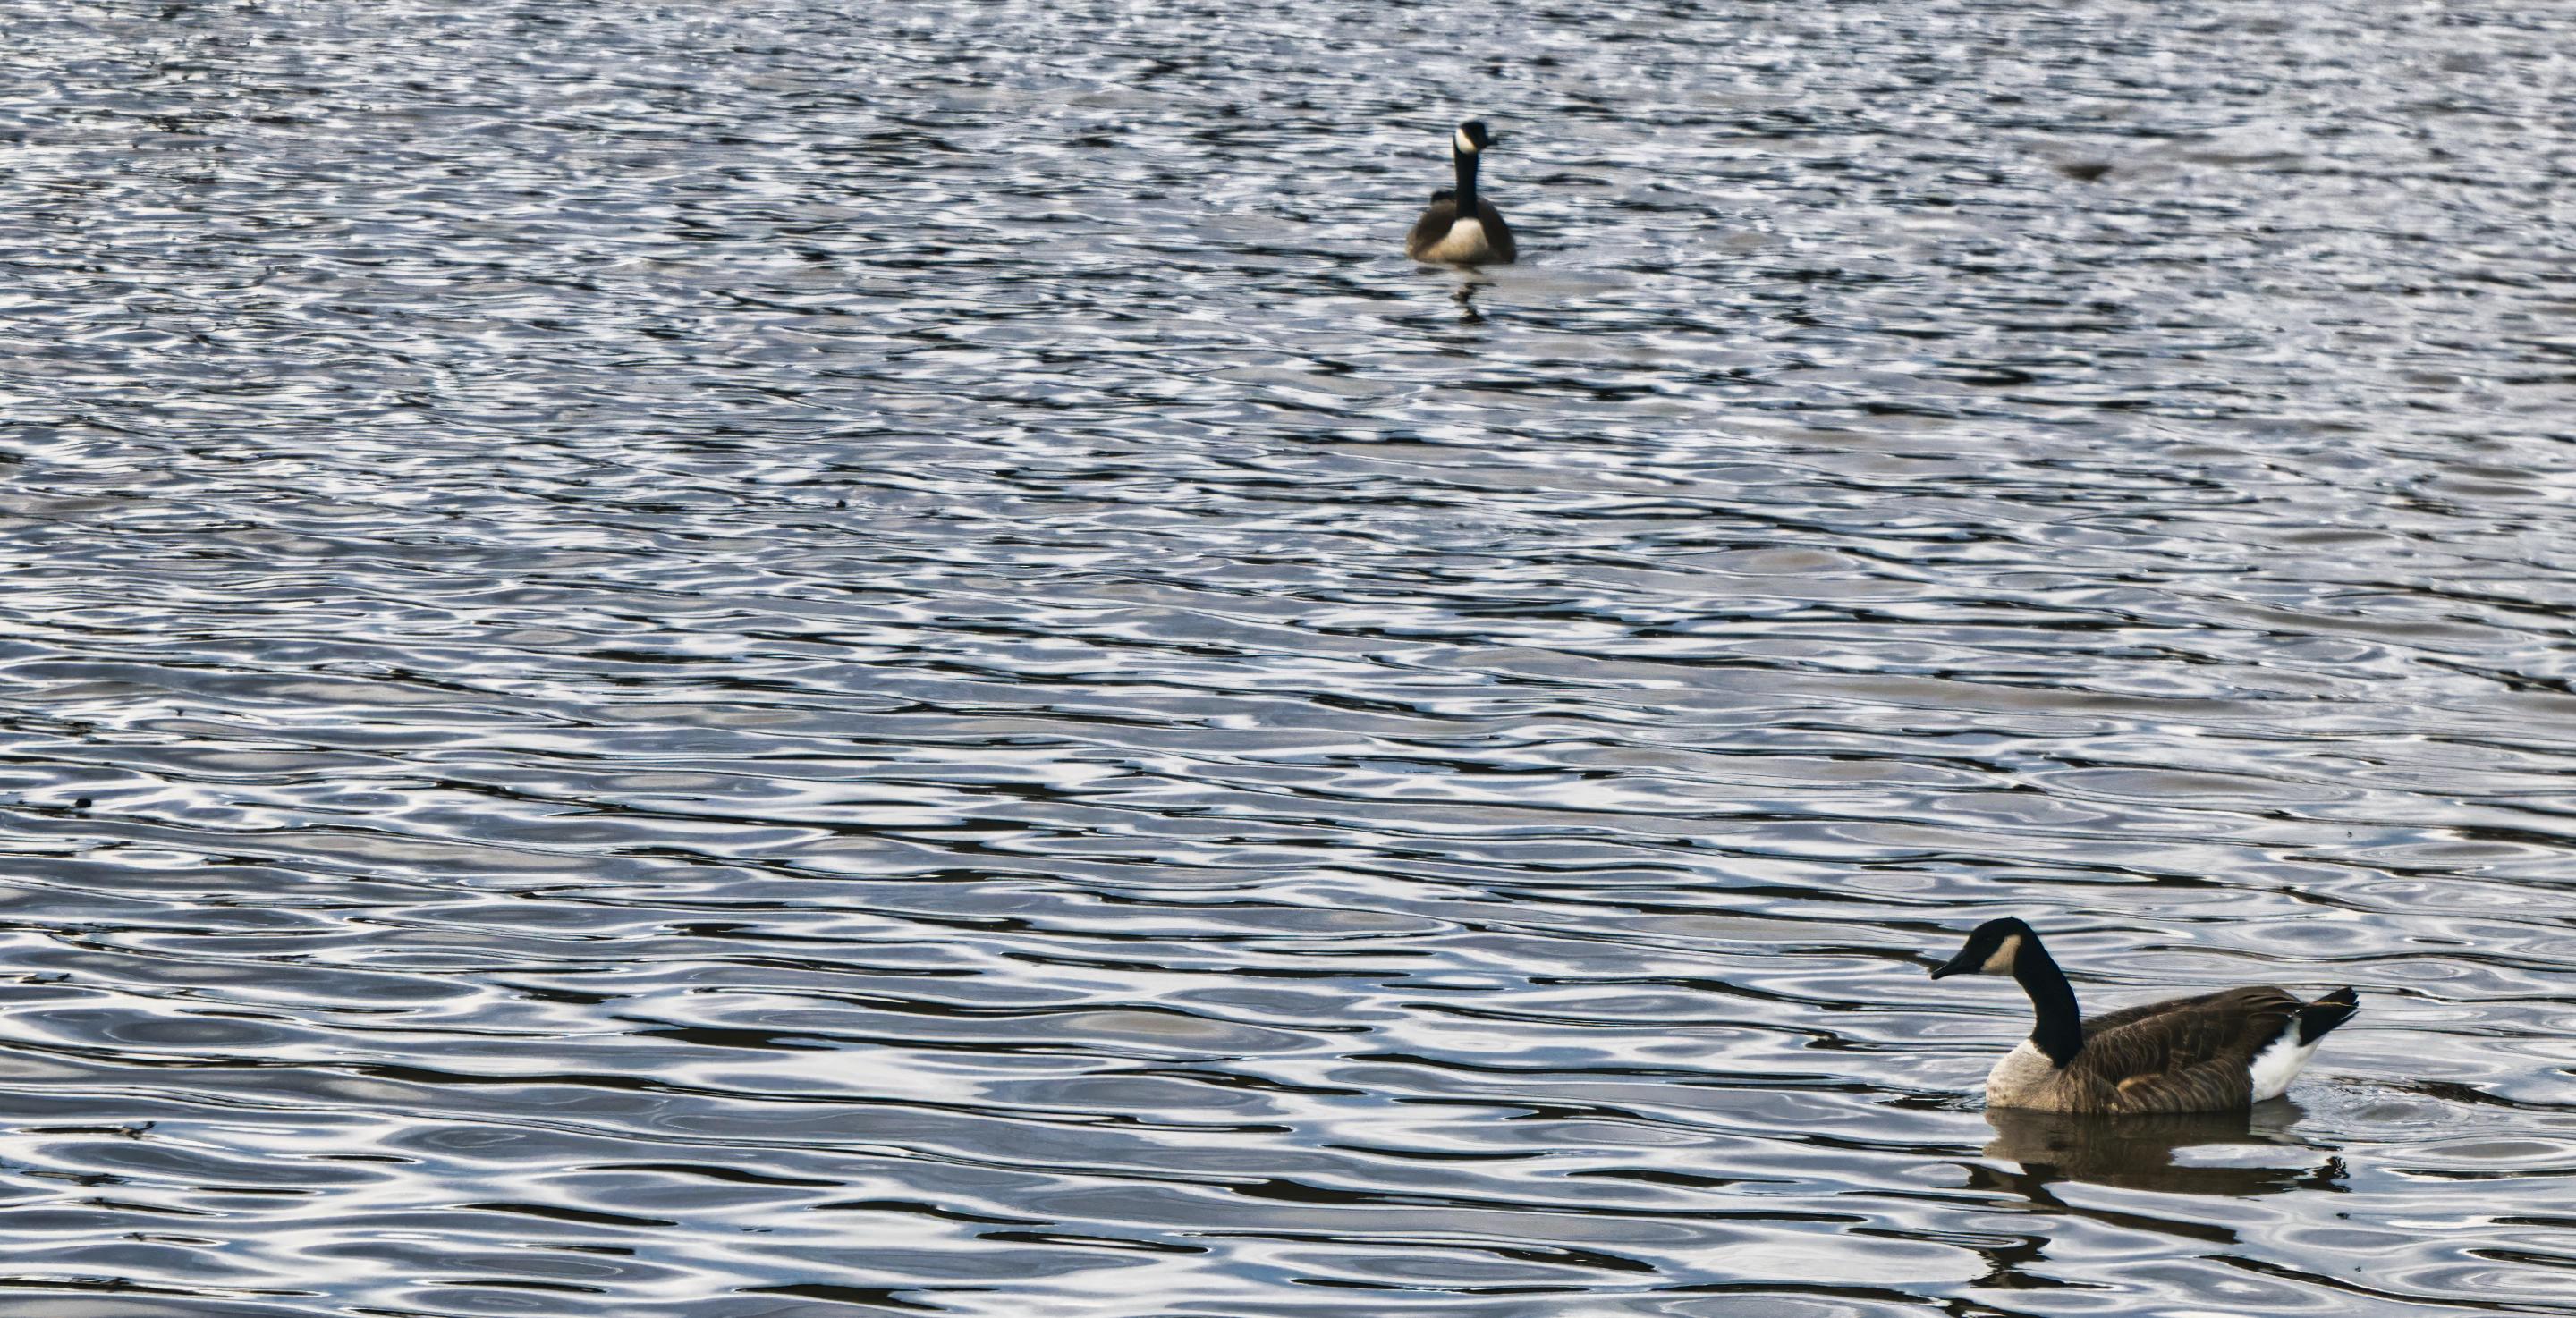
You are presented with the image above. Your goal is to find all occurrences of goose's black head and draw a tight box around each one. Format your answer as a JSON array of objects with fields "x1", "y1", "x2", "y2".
[
  {"x1": 1929, "y1": 917, "x2": 2037, "y2": 979},
  {"x1": 1453, "y1": 120, "x2": 1495, "y2": 156}
]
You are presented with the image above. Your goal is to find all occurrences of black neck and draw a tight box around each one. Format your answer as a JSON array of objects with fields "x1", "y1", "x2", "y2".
[
  {"x1": 2013, "y1": 938, "x2": 2085, "y2": 1066},
  {"x1": 1451, "y1": 148, "x2": 1479, "y2": 220}
]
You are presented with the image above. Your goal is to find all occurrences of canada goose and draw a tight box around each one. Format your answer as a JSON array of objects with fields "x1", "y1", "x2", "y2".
[
  {"x1": 1928, "y1": 918, "x2": 2359, "y2": 1115},
  {"x1": 1406, "y1": 121, "x2": 1517, "y2": 266}
]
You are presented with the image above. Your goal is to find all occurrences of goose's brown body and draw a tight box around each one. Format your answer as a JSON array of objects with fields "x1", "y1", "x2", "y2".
[
  {"x1": 1988, "y1": 986, "x2": 2351, "y2": 1115},
  {"x1": 1406, "y1": 196, "x2": 1516, "y2": 265}
]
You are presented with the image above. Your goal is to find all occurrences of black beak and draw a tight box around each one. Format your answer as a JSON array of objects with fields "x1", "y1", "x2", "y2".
[{"x1": 1928, "y1": 950, "x2": 1976, "y2": 979}]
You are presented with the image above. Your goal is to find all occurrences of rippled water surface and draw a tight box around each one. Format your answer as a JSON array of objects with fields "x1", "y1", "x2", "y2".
[{"x1": 4, "y1": 1, "x2": 2576, "y2": 1314}]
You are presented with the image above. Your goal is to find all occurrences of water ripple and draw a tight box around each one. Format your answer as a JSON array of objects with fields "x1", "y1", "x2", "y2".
[{"x1": 1, "y1": 0, "x2": 2573, "y2": 1314}]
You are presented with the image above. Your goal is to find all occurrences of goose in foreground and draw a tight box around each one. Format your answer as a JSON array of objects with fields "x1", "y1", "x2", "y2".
[
  {"x1": 1929, "y1": 918, "x2": 2358, "y2": 1115},
  {"x1": 1406, "y1": 120, "x2": 1517, "y2": 266}
]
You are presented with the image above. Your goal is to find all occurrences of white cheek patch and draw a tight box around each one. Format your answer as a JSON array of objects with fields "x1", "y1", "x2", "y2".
[
  {"x1": 1980, "y1": 934, "x2": 2022, "y2": 976},
  {"x1": 1453, "y1": 128, "x2": 1479, "y2": 155}
]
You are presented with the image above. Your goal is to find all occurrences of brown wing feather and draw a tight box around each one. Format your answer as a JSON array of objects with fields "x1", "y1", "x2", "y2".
[
  {"x1": 1475, "y1": 199, "x2": 1517, "y2": 264},
  {"x1": 1406, "y1": 198, "x2": 1459, "y2": 260},
  {"x1": 2079, "y1": 989, "x2": 2232, "y2": 1037},
  {"x1": 2069, "y1": 987, "x2": 2301, "y2": 1116}
]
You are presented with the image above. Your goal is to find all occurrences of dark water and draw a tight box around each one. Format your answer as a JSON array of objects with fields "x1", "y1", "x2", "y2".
[{"x1": 4, "y1": 1, "x2": 2574, "y2": 1314}]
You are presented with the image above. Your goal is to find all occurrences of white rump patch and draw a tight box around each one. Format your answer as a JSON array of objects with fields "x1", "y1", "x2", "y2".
[
  {"x1": 1421, "y1": 216, "x2": 1490, "y2": 263},
  {"x1": 1453, "y1": 127, "x2": 1480, "y2": 155},
  {"x1": 2247, "y1": 1027, "x2": 2320, "y2": 1102}
]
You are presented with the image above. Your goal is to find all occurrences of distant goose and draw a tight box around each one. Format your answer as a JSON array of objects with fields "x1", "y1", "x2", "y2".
[
  {"x1": 1929, "y1": 918, "x2": 2358, "y2": 1115},
  {"x1": 1406, "y1": 120, "x2": 1516, "y2": 266}
]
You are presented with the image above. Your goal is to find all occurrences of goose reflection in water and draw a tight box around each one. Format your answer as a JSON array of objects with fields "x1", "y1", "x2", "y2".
[{"x1": 1974, "y1": 1101, "x2": 2348, "y2": 1199}]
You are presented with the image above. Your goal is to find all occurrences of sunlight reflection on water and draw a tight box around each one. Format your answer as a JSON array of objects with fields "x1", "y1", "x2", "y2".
[{"x1": 0, "y1": 0, "x2": 2572, "y2": 1314}]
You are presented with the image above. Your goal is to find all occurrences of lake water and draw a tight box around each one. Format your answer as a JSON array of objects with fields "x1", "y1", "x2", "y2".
[{"x1": 4, "y1": 1, "x2": 2574, "y2": 1314}]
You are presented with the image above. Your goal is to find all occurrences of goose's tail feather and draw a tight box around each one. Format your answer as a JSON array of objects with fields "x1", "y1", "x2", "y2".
[{"x1": 2298, "y1": 988, "x2": 2360, "y2": 1045}]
